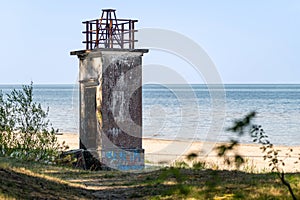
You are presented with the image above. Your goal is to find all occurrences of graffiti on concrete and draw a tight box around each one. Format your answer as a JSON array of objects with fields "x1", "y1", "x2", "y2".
[
  {"x1": 107, "y1": 127, "x2": 121, "y2": 138},
  {"x1": 102, "y1": 149, "x2": 144, "y2": 170}
]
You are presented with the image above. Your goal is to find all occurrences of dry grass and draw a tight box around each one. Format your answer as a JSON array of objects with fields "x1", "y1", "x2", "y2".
[{"x1": 0, "y1": 157, "x2": 299, "y2": 199}]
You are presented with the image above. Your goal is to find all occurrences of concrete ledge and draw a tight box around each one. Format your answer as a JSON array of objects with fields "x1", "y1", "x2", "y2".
[{"x1": 70, "y1": 48, "x2": 149, "y2": 56}]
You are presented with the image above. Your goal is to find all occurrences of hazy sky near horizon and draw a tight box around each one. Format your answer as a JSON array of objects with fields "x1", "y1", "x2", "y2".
[{"x1": 0, "y1": 1, "x2": 299, "y2": 84}]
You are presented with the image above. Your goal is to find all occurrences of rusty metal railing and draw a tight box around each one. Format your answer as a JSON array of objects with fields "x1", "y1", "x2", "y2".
[{"x1": 82, "y1": 9, "x2": 138, "y2": 50}]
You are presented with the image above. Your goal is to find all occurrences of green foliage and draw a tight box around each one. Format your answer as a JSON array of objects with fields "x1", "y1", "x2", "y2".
[
  {"x1": 0, "y1": 83, "x2": 68, "y2": 163},
  {"x1": 186, "y1": 153, "x2": 207, "y2": 170},
  {"x1": 216, "y1": 112, "x2": 257, "y2": 168},
  {"x1": 192, "y1": 161, "x2": 206, "y2": 170},
  {"x1": 172, "y1": 160, "x2": 189, "y2": 169},
  {"x1": 227, "y1": 111, "x2": 256, "y2": 136},
  {"x1": 160, "y1": 167, "x2": 184, "y2": 183}
]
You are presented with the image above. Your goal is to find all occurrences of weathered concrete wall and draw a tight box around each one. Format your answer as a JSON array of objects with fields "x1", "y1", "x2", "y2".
[
  {"x1": 71, "y1": 49, "x2": 148, "y2": 170},
  {"x1": 100, "y1": 51, "x2": 143, "y2": 149}
]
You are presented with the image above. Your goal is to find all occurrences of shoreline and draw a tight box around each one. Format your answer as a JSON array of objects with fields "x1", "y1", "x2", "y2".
[
  {"x1": 56, "y1": 133, "x2": 300, "y2": 172},
  {"x1": 57, "y1": 132, "x2": 300, "y2": 148}
]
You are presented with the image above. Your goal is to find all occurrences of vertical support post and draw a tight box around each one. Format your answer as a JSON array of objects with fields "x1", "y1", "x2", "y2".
[
  {"x1": 109, "y1": 19, "x2": 113, "y2": 48},
  {"x1": 96, "y1": 20, "x2": 99, "y2": 48},
  {"x1": 129, "y1": 20, "x2": 132, "y2": 49},
  {"x1": 121, "y1": 24, "x2": 124, "y2": 49},
  {"x1": 85, "y1": 22, "x2": 89, "y2": 50},
  {"x1": 132, "y1": 21, "x2": 135, "y2": 49},
  {"x1": 105, "y1": 11, "x2": 109, "y2": 48},
  {"x1": 89, "y1": 23, "x2": 93, "y2": 50}
]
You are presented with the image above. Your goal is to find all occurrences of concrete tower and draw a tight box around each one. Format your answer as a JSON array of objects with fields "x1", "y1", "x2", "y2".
[{"x1": 71, "y1": 9, "x2": 148, "y2": 170}]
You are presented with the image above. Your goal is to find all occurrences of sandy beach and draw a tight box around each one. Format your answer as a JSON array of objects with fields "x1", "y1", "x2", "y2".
[{"x1": 56, "y1": 133, "x2": 300, "y2": 172}]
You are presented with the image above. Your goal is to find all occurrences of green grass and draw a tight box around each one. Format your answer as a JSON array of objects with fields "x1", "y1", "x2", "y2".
[{"x1": 0, "y1": 157, "x2": 299, "y2": 199}]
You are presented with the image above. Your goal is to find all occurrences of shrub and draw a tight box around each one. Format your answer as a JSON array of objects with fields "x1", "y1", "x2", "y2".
[{"x1": 0, "y1": 83, "x2": 68, "y2": 163}]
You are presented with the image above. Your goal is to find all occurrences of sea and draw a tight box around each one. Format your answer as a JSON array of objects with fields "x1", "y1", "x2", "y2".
[{"x1": 0, "y1": 84, "x2": 299, "y2": 146}]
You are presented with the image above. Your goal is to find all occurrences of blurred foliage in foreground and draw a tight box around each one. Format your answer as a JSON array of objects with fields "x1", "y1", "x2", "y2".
[{"x1": 215, "y1": 111, "x2": 299, "y2": 200}]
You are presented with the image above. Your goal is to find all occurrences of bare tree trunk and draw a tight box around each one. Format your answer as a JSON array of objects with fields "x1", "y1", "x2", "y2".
[{"x1": 278, "y1": 172, "x2": 297, "y2": 200}]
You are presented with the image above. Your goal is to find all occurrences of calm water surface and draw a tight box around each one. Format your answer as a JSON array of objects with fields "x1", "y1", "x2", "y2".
[{"x1": 1, "y1": 84, "x2": 299, "y2": 146}]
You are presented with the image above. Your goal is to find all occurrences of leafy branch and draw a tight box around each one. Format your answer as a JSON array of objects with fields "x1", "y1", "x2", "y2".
[
  {"x1": 216, "y1": 111, "x2": 256, "y2": 168},
  {"x1": 216, "y1": 112, "x2": 298, "y2": 200},
  {"x1": 251, "y1": 125, "x2": 298, "y2": 200}
]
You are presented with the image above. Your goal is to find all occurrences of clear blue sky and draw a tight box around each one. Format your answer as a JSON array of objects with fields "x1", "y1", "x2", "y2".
[{"x1": 0, "y1": 1, "x2": 299, "y2": 84}]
